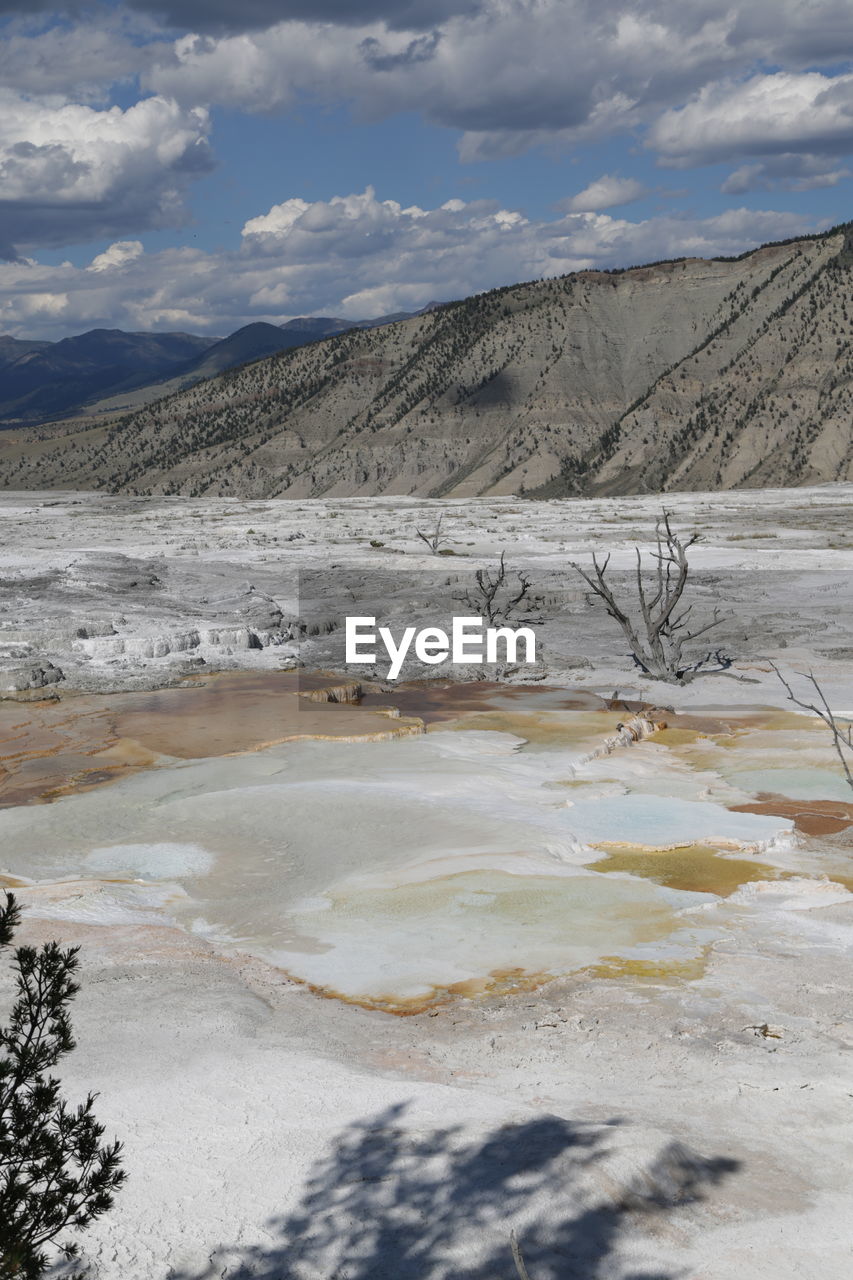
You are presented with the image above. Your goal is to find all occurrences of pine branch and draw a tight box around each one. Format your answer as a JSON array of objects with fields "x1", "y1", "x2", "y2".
[{"x1": 0, "y1": 893, "x2": 126, "y2": 1279}]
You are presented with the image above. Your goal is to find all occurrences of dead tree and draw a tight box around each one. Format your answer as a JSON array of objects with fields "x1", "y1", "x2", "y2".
[
  {"x1": 416, "y1": 514, "x2": 450, "y2": 555},
  {"x1": 570, "y1": 512, "x2": 725, "y2": 683},
  {"x1": 770, "y1": 662, "x2": 853, "y2": 789},
  {"x1": 461, "y1": 552, "x2": 535, "y2": 626}
]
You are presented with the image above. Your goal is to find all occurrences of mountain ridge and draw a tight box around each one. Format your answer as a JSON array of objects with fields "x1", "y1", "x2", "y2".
[
  {"x1": 0, "y1": 328, "x2": 215, "y2": 425},
  {"x1": 2, "y1": 224, "x2": 852, "y2": 497},
  {"x1": 0, "y1": 307, "x2": 437, "y2": 426}
]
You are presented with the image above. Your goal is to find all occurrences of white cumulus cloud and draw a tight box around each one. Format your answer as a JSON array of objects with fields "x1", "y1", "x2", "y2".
[
  {"x1": 0, "y1": 92, "x2": 213, "y2": 258},
  {"x1": 651, "y1": 71, "x2": 853, "y2": 167},
  {"x1": 88, "y1": 240, "x2": 146, "y2": 272},
  {"x1": 561, "y1": 175, "x2": 648, "y2": 213},
  {"x1": 142, "y1": 0, "x2": 853, "y2": 168},
  {"x1": 0, "y1": 187, "x2": 819, "y2": 341}
]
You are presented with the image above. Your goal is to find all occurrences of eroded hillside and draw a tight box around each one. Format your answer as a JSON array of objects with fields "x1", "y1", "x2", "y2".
[{"x1": 2, "y1": 225, "x2": 851, "y2": 497}]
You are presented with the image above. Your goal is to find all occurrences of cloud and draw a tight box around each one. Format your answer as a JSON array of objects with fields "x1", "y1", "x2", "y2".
[
  {"x1": 651, "y1": 71, "x2": 853, "y2": 167},
  {"x1": 0, "y1": 21, "x2": 171, "y2": 100},
  {"x1": 238, "y1": 188, "x2": 533, "y2": 305},
  {"x1": 722, "y1": 153, "x2": 852, "y2": 193},
  {"x1": 127, "y1": 0, "x2": 484, "y2": 33},
  {"x1": 0, "y1": 187, "x2": 818, "y2": 341},
  {"x1": 3, "y1": 2, "x2": 853, "y2": 186},
  {"x1": 0, "y1": 93, "x2": 213, "y2": 258},
  {"x1": 4, "y1": 0, "x2": 853, "y2": 59},
  {"x1": 359, "y1": 31, "x2": 442, "y2": 72},
  {"x1": 143, "y1": 3, "x2": 745, "y2": 135},
  {"x1": 560, "y1": 175, "x2": 648, "y2": 213},
  {"x1": 726, "y1": 0, "x2": 853, "y2": 67},
  {"x1": 0, "y1": 0, "x2": 54, "y2": 11},
  {"x1": 0, "y1": 3, "x2": 845, "y2": 287},
  {"x1": 87, "y1": 240, "x2": 145, "y2": 272},
  {"x1": 542, "y1": 206, "x2": 816, "y2": 269},
  {"x1": 141, "y1": 0, "x2": 853, "y2": 165},
  {"x1": 142, "y1": 4, "x2": 652, "y2": 139}
]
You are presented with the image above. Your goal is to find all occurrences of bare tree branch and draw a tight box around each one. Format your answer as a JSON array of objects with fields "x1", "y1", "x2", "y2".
[
  {"x1": 571, "y1": 512, "x2": 729, "y2": 683},
  {"x1": 510, "y1": 1230, "x2": 533, "y2": 1280},
  {"x1": 416, "y1": 514, "x2": 451, "y2": 556},
  {"x1": 460, "y1": 552, "x2": 537, "y2": 627},
  {"x1": 769, "y1": 661, "x2": 853, "y2": 789}
]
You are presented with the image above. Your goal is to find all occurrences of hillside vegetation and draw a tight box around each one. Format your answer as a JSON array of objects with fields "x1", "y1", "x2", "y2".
[{"x1": 3, "y1": 224, "x2": 852, "y2": 497}]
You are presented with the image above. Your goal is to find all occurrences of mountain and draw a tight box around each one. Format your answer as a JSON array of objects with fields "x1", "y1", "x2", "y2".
[
  {"x1": 80, "y1": 309, "x2": 442, "y2": 417},
  {"x1": 4, "y1": 224, "x2": 853, "y2": 497},
  {"x1": 125, "y1": 321, "x2": 340, "y2": 397},
  {"x1": 0, "y1": 329, "x2": 215, "y2": 424},
  {"x1": 0, "y1": 336, "x2": 52, "y2": 369},
  {"x1": 65, "y1": 320, "x2": 354, "y2": 420},
  {"x1": 177, "y1": 317, "x2": 381, "y2": 382},
  {"x1": 279, "y1": 316, "x2": 356, "y2": 341},
  {"x1": 0, "y1": 311, "x2": 433, "y2": 426}
]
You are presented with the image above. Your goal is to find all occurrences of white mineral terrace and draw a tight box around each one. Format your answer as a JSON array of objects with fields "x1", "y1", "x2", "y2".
[{"x1": 1, "y1": 487, "x2": 852, "y2": 1278}]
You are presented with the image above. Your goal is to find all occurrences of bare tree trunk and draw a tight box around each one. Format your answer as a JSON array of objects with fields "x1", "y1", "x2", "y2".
[{"x1": 571, "y1": 512, "x2": 725, "y2": 683}]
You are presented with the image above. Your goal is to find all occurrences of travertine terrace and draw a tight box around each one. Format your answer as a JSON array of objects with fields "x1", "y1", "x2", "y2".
[{"x1": 1, "y1": 486, "x2": 852, "y2": 1278}]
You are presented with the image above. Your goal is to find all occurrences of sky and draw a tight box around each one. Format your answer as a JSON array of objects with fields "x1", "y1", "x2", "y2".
[{"x1": 1, "y1": 0, "x2": 853, "y2": 339}]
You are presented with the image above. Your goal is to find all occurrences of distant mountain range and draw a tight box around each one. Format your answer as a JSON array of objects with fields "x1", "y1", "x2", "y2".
[
  {"x1": 3, "y1": 226, "x2": 853, "y2": 497},
  {"x1": 0, "y1": 307, "x2": 439, "y2": 426},
  {"x1": 0, "y1": 329, "x2": 213, "y2": 424}
]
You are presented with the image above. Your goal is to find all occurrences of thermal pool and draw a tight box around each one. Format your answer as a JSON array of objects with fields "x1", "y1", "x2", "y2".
[{"x1": 3, "y1": 678, "x2": 849, "y2": 1012}]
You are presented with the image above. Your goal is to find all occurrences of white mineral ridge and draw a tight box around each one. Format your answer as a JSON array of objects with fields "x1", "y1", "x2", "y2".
[
  {"x1": 19, "y1": 879, "x2": 186, "y2": 926},
  {"x1": 728, "y1": 876, "x2": 853, "y2": 911}
]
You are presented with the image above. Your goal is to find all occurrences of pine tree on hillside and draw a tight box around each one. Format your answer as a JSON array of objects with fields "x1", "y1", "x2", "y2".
[{"x1": 0, "y1": 892, "x2": 126, "y2": 1280}]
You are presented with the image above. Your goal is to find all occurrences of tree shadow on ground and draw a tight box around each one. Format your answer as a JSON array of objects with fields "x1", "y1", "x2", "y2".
[{"x1": 170, "y1": 1104, "x2": 739, "y2": 1280}]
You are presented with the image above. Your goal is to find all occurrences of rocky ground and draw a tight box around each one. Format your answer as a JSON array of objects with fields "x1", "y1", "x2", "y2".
[
  {"x1": 3, "y1": 484, "x2": 853, "y2": 706},
  {"x1": 1, "y1": 486, "x2": 852, "y2": 1279},
  {"x1": 7, "y1": 894, "x2": 846, "y2": 1280}
]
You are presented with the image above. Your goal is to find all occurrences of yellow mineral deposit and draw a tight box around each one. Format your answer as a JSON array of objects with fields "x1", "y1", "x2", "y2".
[
  {"x1": 0, "y1": 670, "x2": 424, "y2": 806},
  {"x1": 1, "y1": 677, "x2": 851, "y2": 1013},
  {"x1": 596, "y1": 843, "x2": 785, "y2": 896}
]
